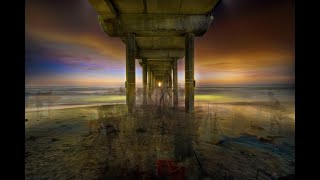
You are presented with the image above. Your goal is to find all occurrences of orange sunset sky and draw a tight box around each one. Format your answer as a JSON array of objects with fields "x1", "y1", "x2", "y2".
[{"x1": 25, "y1": 0, "x2": 294, "y2": 86}]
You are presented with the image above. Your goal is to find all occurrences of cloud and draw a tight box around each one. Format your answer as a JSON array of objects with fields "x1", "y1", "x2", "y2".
[{"x1": 25, "y1": 0, "x2": 295, "y2": 86}]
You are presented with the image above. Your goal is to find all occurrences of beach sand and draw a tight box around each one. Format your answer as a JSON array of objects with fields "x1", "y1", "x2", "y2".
[{"x1": 25, "y1": 102, "x2": 295, "y2": 179}]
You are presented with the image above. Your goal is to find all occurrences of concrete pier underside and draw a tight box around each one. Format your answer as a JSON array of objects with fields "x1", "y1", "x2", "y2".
[{"x1": 88, "y1": 0, "x2": 221, "y2": 112}]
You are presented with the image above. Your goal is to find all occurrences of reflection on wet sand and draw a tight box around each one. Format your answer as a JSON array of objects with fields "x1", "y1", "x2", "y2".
[{"x1": 25, "y1": 89, "x2": 294, "y2": 179}]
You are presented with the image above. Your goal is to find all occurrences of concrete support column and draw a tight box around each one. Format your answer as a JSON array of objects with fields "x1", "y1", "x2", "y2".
[
  {"x1": 169, "y1": 65, "x2": 172, "y2": 106},
  {"x1": 147, "y1": 65, "x2": 151, "y2": 102},
  {"x1": 126, "y1": 33, "x2": 136, "y2": 113},
  {"x1": 150, "y1": 71, "x2": 153, "y2": 92},
  {"x1": 173, "y1": 58, "x2": 178, "y2": 108},
  {"x1": 168, "y1": 64, "x2": 171, "y2": 106},
  {"x1": 165, "y1": 74, "x2": 167, "y2": 87},
  {"x1": 142, "y1": 59, "x2": 147, "y2": 105},
  {"x1": 185, "y1": 33, "x2": 194, "y2": 113},
  {"x1": 169, "y1": 75, "x2": 171, "y2": 89},
  {"x1": 152, "y1": 74, "x2": 156, "y2": 90},
  {"x1": 168, "y1": 72, "x2": 172, "y2": 88}
]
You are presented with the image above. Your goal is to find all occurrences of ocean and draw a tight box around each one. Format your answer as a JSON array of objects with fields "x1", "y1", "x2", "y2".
[{"x1": 25, "y1": 84, "x2": 295, "y2": 112}]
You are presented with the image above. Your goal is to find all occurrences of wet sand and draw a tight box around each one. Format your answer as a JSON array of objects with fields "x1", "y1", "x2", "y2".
[{"x1": 25, "y1": 102, "x2": 295, "y2": 179}]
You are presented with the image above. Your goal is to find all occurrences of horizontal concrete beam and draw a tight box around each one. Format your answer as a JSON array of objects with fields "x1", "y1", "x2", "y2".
[
  {"x1": 147, "y1": 59, "x2": 172, "y2": 61},
  {"x1": 136, "y1": 37, "x2": 184, "y2": 49},
  {"x1": 136, "y1": 49, "x2": 184, "y2": 59},
  {"x1": 149, "y1": 65, "x2": 171, "y2": 69},
  {"x1": 148, "y1": 59, "x2": 176, "y2": 62},
  {"x1": 90, "y1": 0, "x2": 221, "y2": 15},
  {"x1": 153, "y1": 73, "x2": 166, "y2": 76},
  {"x1": 152, "y1": 69, "x2": 170, "y2": 74},
  {"x1": 153, "y1": 71, "x2": 168, "y2": 74},
  {"x1": 88, "y1": 0, "x2": 116, "y2": 19},
  {"x1": 155, "y1": 75, "x2": 166, "y2": 78},
  {"x1": 149, "y1": 66, "x2": 171, "y2": 70},
  {"x1": 99, "y1": 14, "x2": 213, "y2": 37},
  {"x1": 152, "y1": 70, "x2": 171, "y2": 73},
  {"x1": 149, "y1": 63, "x2": 171, "y2": 67},
  {"x1": 148, "y1": 60, "x2": 172, "y2": 65}
]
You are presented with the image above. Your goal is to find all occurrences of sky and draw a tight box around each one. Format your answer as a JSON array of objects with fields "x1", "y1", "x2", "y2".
[{"x1": 25, "y1": 0, "x2": 295, "y2": 86}]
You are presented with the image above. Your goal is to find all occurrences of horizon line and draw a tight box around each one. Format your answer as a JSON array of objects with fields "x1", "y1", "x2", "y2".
[{"x1": 25, "y1": 83, "x2": 295, "y2": 87}]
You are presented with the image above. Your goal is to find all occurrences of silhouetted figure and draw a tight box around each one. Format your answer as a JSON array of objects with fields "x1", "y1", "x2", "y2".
[
  {"x1": 268, "y1": 92, "x2": 281, "y2": 109},
  {"x1": 267, "y1": 91, "x2": 284, "y2": 132}
]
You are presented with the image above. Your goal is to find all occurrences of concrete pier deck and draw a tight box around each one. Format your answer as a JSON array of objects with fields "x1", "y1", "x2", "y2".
[{"x1": 88, "y1": 0, "x2": 222, "y2": 113}]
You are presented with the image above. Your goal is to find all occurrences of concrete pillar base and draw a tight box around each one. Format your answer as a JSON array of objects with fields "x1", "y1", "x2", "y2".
[
  {"x1": 126, "y1": 33, "x2": 136, "y2": 113},
  {"x1": 173, "y1": 59, "x2": 178, "y2": 109},
  {"x1": 142, "y1": 58, "x2": 147, "y2": 105},
  {"x1": 185, "y1": 33, "x2": 194, "y2": 113}
]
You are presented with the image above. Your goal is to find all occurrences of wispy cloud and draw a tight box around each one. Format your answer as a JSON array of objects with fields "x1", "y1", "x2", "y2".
[{"x1": 25, "y1": 0, "x2": 295, "y2": 86}]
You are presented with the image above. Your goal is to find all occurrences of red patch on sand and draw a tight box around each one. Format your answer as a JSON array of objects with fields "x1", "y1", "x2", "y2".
[{"x1": 157, "y1": 160, "x2": 185, "y2": 180}]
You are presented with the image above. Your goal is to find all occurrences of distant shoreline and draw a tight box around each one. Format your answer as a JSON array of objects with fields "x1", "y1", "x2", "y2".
[
  {"x1": 25, "y1": 100, "x2": 295, "y2": 113},
  {"x1": 25, "y1": 84, "x2": 295, "y2": 89},
  {"x1": 25, "y1": 103, "x2": 126, "y2": 112}
]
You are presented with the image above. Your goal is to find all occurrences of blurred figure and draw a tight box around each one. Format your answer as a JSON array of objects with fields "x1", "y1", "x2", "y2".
[{"x1": 267, "y1": 92, "x2": 284, "y2": 133}]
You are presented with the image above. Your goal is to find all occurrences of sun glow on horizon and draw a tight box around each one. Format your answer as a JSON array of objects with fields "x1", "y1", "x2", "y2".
[{"x1": 25, "y1": 0, "x2": 294, "y2": 87}]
